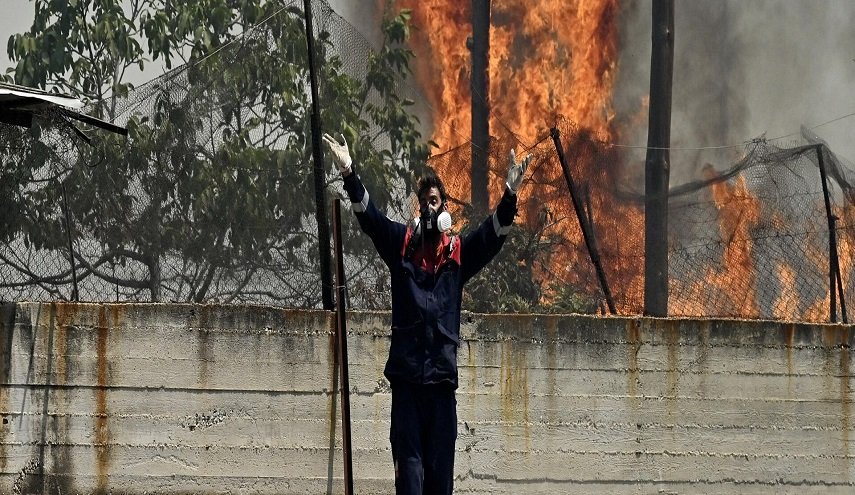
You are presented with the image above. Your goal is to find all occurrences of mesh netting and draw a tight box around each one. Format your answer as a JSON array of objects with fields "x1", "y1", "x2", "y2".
[
  {"x1": 1, "y1": 1, "x2": 854, "y2": 324},
  {"x1": 1, "y1": 0, "x2": 424, "y2": 307},
  {"x1": 444, "y1": 118, "x2": 855, "y2": 322}
]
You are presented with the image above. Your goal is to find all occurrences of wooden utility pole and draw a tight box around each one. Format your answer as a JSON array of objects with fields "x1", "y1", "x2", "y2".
[
  {"x1": 471, "y1": 0, "x2": 490, "y2": 215},
  {"x1": 643, "y1": 0, "x2": 674, "y2": 316}
]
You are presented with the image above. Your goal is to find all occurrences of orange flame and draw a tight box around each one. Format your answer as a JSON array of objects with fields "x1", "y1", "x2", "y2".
[
  {"x1": 400, "y1": 0, "x2": 618, "y2": 149},
  {"x1": 394, "y1": 0, "x2": 851, "y2": 321},
  {"x1": 695, "y1": 173, "x2": 761, "y2": 317},
  {"x1": 398, "y1": 0, "x2": 631, "y2": 310}
]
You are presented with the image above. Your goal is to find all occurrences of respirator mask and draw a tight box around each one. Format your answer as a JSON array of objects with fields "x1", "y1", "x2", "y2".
[
  {"x1": 405, "y1": 202, "x2": 452, "y2": 260},
  {"x1": 416, "y1": 205, "x2": 452, "y2": 235}
]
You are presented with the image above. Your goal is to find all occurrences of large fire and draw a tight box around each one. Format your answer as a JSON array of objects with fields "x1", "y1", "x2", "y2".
[
  {"x1": 392, "y1": 0, "x2": 852, "y2": 321},
  {"x1": 397, "y1": 0, "x2": 631, "y2": 301},
  {"x1": 399, "y1": 0, "x2": 618, "y2": 147}
]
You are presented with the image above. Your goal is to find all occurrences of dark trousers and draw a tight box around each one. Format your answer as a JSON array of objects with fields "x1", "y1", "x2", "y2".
[{"x1": 390, "y1": 382, "x2": 457, "y2": 495}]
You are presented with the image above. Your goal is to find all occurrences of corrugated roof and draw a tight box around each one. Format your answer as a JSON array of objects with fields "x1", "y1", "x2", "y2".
[
  {"x1": 0, "y1": 82, "x2": 84, "y2": 109},
  {"x1": 0, "y1": 82, "x2": 125, "y2": 135}
]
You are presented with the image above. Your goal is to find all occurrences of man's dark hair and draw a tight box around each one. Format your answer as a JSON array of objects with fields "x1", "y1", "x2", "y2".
[{"x1": 417, "y1": 173, "x2": 448, "y2": 204}]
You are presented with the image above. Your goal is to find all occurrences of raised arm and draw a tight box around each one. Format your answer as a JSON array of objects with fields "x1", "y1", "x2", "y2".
[
  {"x1": 460, "y1": 149, "x2": 532, "y2": 283},
  {"x1": 323, "y1": 132, "x2": 406, "y2": 266}
]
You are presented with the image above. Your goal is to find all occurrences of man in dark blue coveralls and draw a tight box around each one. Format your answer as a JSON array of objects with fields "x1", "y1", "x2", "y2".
[{"x1": 323, "y1": 132, "x2": 531, "y2": 495}]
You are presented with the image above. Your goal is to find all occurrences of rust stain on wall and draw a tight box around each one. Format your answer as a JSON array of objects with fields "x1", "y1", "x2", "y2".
[
  {"x1": 500, "y1": 320, "x2": 530, "y2": 448},
  {"x1": 626, "y1": 319, "x2": 642, "y2": 406},
  {"x1": 95, "y1": 306, "x2": 112, "y2": 494},
  {"x1": 52, "y1": 302, "x2": 77, "y2": 386},
  {"x1": 327, "y1": 312, "x2": 339, "y2": 404},
  {"x1": 196, "y1": 306, "x2": 212, "y2": 388},
  {"x1": 45, "y1": 303, "x2": 76, "y2": 495},
  {"x1": 0, "y1": 304, "x2": 13, "y2": 474},
  {"x1": 111, "y1": 305, "x2": 124, "y2": 333},
  {"x1": 822, "y1": 325, "x2": 838, "y2": 348},
  {"x1": 544, "y1": 317, "x2": 558, "y2": 422},
  {"x1": 325, "y1": 313, "x2": 340, "y2": 493},
  {"x1": 785, "y1": 323, "x2": 795, "y2": 399},
  {"x1": 695, "y1": 321, "x2": 710, "y2": 400},
  {"x1": 663, "y1": 320, "x2": 680, "y2": 416},
  {"x1": 839, "y1": 326, "x2": 851, "y2": 458},
  {"x1": 0, "y1": 388, "x2": 6, "y2": 475},
  {"x1": 466, "y1": 339, "x2": 477, "y2": 410}
]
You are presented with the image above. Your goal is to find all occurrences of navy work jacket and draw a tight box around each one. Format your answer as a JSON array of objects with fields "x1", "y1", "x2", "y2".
[{"x1": 343, "y1": 173, "x2": 517, "y2": 389}]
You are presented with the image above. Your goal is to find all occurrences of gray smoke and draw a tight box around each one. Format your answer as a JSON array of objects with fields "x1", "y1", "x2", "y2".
[
  {"x1": 328, "y1": 0, "x2": 382, "y2": 48},
  {"x1": 614, "y1": 0, "x2": 855, "y2": 185}
]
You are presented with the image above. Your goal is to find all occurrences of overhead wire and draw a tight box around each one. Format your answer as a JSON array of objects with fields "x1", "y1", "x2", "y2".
[
  {"x1": 438, "y1": 70, "x2": 855, "y2": 153},
  {"x1": 108, "y1": 1, "x2": 855, "y2": 168},
  {"x1": 394, "y1": 16, "x2": 855, "y2": 156},
  {"x1": 78, "y1": 1, "x2": 855, "y2": 170}
]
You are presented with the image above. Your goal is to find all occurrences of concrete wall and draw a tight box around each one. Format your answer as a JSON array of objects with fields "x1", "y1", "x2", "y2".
[{"x1": 0, "y1": 302, "x2": 853, "y2": 494}]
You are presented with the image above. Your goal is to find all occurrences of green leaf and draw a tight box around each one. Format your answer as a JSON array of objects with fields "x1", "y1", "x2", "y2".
[{"x1": 0, "y1": 0, "x2": 431, "y2": 305}]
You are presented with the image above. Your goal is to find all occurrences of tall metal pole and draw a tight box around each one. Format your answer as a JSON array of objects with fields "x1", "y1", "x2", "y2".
[
  {"x1": 816, "y1": 144, "x2": 847, "y2": 323},
  {"x1": 643, "y1": 0, "x2": 674, "y2": 316},
  {"x1": 303, "y1": 0, "x2": 334, "y2": 310},
  {"x1": 332, "y1": 199, "x2": 354, "y2": 494},
  {"x1": 471, "y1": 0, "x2": 491, "y2": 215}
]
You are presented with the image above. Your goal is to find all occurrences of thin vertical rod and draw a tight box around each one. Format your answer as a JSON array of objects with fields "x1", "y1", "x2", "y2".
[
  {"x1": 60, "y1": 182, "x2": 79, "y2": 301},
  {"x1": 836, "y1": 259, "x2": 848, "y2": 323},
  {"x1": 550, "y1": 127, "x2": 617, "y2": 314},
  {"x1": 332, "y1": 198, "x2": 354, "y2": 494},
  {"x1": 816, "y1": 144, "x2": 845, "y2": 323}
]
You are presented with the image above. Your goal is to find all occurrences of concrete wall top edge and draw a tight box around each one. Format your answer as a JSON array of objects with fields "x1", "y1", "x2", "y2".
[
  {"x1": 10, "y1": 301, "x2": 333, "y2": 334},
  {"x1": 5, "y1": 302, "x2": 852, "y2": 348}
]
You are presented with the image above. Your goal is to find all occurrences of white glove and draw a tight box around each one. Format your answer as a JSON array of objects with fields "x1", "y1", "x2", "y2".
[
  {"x1": 506, "y1": 148, "x2": 532, "y2": 194},
  {"x1": 322, "y1": 133, "x2": 352, "y2": 174}
]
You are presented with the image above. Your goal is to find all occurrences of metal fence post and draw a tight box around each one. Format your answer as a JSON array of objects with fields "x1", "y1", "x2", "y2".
[
  {"x1": 59, "y1": 182, "x2": 79, "y2": 301},
  {"x1": 332, "y1": 198, "x2": 354, "y2": 494},
  {"x1": 303, "y1": 0, "x2": 334, "y2": 310},
  {"x1": 816, "y1": 144, "x2": 847, "y2": 323},
  {"x1": 550, "y1": 127, "x2": 616, "y2": 314}
]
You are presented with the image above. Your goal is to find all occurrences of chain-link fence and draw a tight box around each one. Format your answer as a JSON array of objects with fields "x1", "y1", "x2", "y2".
[
  {"x1": 2, "y1": 1, "x2": 854, "y2": 324},
  {"x1": 1, "y1": 0, "x2": 424, "y2": 308},
  {"x1": 437, "y1": 118, "x2": 855, "y2": 322}
]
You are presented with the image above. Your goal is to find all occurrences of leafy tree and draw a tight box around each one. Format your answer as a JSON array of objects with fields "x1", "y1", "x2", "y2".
[
  {"x1": 1, "y1": 1, "x2": 429, "y2": 304},
  {"x1": 463, "y1": 225, "x2": 599, "y2": 314},
  {"x1": 3, "y1": 0, "x2": 148, "y2": 113}
]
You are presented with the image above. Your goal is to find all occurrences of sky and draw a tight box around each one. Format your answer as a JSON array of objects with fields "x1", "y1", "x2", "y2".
[
  {"x1": 1, "y1": 0, "x2": 854, "y2": 164},
  {"x1": 0, "y1": 2, "x2": 35, "y2": 72},
  {"x1": 0, "y1": 0, "x2": 374, "y2": 84}
]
